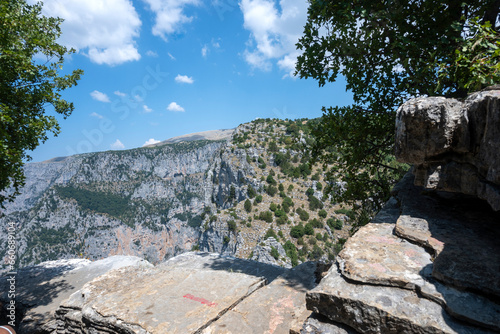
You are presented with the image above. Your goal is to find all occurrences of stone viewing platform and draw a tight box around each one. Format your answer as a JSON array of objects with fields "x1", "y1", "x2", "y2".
[{"x1": 1, "y1": 253, "x2": 317, "y2": 333}]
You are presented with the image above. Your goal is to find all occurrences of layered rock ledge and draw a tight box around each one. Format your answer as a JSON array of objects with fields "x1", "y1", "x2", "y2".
[{"x1": 306, "y1": 173, "x2": 500, "y2": 334}]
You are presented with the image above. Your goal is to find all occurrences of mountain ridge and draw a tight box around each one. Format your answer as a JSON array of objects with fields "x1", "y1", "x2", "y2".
[{"x1": 1, "y1": 118, "x2": 351, "y2": 273}]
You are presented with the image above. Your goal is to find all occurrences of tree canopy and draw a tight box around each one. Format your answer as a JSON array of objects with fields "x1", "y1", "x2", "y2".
[
  {"x1": 296, "y1": 0, "x2": 499, "y2": 217},
  {"x1": 0, "y1": 0, "x2": 83, "y2": 208}
]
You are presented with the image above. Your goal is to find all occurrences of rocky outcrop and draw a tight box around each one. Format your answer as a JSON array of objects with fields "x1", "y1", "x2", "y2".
[
  {"x1": 250, "y1": 237, "x2": 292, "y2": 269},
  {"x1": 0, "y1": 256, "x2": 150, "y2": 333},
  {"x1": 395, "y1": 87, "x2": 500, "y2": 210},
  {"x1": 306, "y1": 172, "x2": 500, "y2": 333},
  {"x1": 304, "y1": 89, "x2": 500, "y2": 333}
]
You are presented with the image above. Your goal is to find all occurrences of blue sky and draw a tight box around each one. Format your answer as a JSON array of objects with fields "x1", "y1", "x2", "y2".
[{"x1": 30, "y1": 0, "x2": 353, "y2": 162}]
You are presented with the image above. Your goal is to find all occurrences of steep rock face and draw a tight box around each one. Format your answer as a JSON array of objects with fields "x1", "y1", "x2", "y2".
[
  {"x1": 395, "y1": 87, "x2": 500, "y2": 210},
  {"x1": 306, "y1": 172, "x2": 500, "y2": 334},
  {"x1": 0, "y1": 136, "x2": 256, "y2": 270}
]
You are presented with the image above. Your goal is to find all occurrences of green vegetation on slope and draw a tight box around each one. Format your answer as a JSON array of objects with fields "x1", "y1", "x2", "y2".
[{"x1": 55, "y1": 185, "x2": 129, "y2": 217}]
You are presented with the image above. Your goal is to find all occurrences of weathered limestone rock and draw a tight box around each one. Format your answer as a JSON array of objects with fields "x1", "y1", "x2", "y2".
[
  {"x1": 0, "y1": 256, "x2": 150, "y2": 334},
  {"x1": 306, "y1": 89, "x2": 500, "y2": 333},
  {"x1": 202, "y1": 261, "x2": 316, "y2": 334},
  {"x1": 56, "y1": 252, "x2": 316, "y2": 334},
  {"x1": 337, "y1": 223, "x2": 433, "y2": 290},
  {"x1": 306, "y1": 264, "x2": 493, "y2": 334},
  {"x1": 300, "y1": 314, "x2": 359, "y2": 334},
  {"x1": 394, "y1": 173, "x2": 500, "y2": 300},
  {"x1": 251, "y1": 237, "x2": 291, "y2": 268},
  {"x1": 307, "y1": 172, "x2": 500, "y2": 333},
  {"x1": 395, "y1": 88, "x2": 500, "y2": 210},
  {"x1": 338, "y1": 221, "x2": 500, "y2": 331}
]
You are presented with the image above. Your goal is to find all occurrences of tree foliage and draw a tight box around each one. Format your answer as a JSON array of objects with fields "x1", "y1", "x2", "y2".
[
  {"x1": 0, "y1": 0, "x2": 83, "y2": 207},
  {"x1": 296, "y1": 0, "x2": 499, "y2": 212}
]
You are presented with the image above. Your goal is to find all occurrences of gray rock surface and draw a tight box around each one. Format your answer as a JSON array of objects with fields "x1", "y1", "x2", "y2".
[
  {"x1": 395, "y1": 88, "x2": 500, "y2": 210},
  {"x1": 300, "y1": 314, "x2": 359, "y2": 334},
  {"x1": 306, "y1": 172, "x2": 500, "y2": 333},
  {"x1": 202, "y1": 261, "x2": 316, "y2": 334},
  {"x1": 56, "y1": 252, "x2": 317, "y2": 334},
  {"x1": 338, "y1": 221, "x2": 500, "y2": 331},
  {"x1": 307, "y1": 264, "x2": 492, "y2": 334},
  {"x1": 251, "y1": 237, "x2": 291, "y2": 268},
  {"x1": 0, "y1": 256, "x2": 150, "y2": 334},
  {"x1": 338, "y1": 222, "x2": 433, "y2": 290},
  {"x1": 394, "y1": 173, "x2": 500, "y2": 301}
]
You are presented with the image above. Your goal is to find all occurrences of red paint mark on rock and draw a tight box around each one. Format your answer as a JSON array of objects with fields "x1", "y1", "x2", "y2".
[
  {"x1": 366, "y1": 235, "x2": 398, "y2": 245},
  {"x1": 404, "y1": 249, "x2": 418, "y2": 257},
  {"x1": 183, "y1": 293, "x2": 217, "y2": 307},
  {"x1": 267, "y1": 295, "x2": 295, "y2": 334},
  {"x1": 369, "y1": 262, "x2": 387, "y2": 273}
]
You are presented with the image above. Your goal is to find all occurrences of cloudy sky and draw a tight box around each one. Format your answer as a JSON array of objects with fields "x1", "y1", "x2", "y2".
[{"x1": 30, "y1": 0, "x2": 353, "y2": 162}]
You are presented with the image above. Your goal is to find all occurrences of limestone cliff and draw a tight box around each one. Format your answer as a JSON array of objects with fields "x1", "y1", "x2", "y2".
[
  {"x1": 0, "y1": 118, "x2": 352, "y2": 272},
  {"x1": 0, "y1": 140, "x2": 231, "y2": 268}
]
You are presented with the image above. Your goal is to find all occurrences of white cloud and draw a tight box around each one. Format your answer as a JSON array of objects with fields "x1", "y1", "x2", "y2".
[
  {"x1": 90, "y1": 90, "x2": 111, "y2": 103},
  {"x1": 143, "y1": 105, "x2": 153, "y2": 113},
  {"x1": 201, "y1": 44, "x2": 209, "y2": 58},
  {"x1": 143, "y1": 138, "x2": 161, "y2": 146},
  {"x1": 168, "y1": 52, "x2": 176, "y2": 60},
  {"x1": 167, "y1": 102, "x2": 185, "y2": 112},
  {"x1": 201, "y1": 40, "x2": 220, "y2": 58},
  {"x1": 143, "y1": 0, "x2": 200, "y2": 41},
  {"x1": 38, "y1": 0, "x2": 141, "y2": 66},
  {"x1": 175, "y1": 74, "x2": 194, "y2": 84},
  {"x1": 240, "y1": 0, "x2": 307, "y2": 76},
  {"x1": 146, "y1": 50, "x2": 159, "y2": 57},
  {"x1": 90, "y1": 112, "x2": 104, "y2": 119},
  {"x1": 110, "y1": 139, "x2": 125, "y2": 150},
  {"x1": 114, "y1": 90, "x2": 127, "y2": 97}
]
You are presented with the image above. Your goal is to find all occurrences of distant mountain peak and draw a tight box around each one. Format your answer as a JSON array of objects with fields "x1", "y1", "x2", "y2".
[{"x1": 146, "y1": 128, "x2": 235, "y2": 147}]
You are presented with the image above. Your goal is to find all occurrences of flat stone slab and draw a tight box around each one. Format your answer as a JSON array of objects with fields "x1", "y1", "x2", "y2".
[
  {"x1": 202, "y1": 262, "x2": 316, "y2": 334},
  {"x1": 338, "y1": 223, "x2": 432, "y2": 290},
  {"x1": 0, "y1": 256, "x2": 150, "y2": 334},
  {"x1": 394, "y1": 173, "x2": 500, "y2": 299},
  {"x1": 57, "y1": 252, "x2": 288, "y2": 334},
  {"x1": 300, "y1": 313, "x2": 360, "y2": 334},
  {"x1": 306, "y1": 263, "x2": 494, "y2": 334},
  {"x1": 338, "y1": 222, "x2": 500, "y2": 331}
]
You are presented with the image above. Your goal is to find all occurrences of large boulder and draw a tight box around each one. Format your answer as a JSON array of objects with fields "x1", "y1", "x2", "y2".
[{"x1": 395, "y1": 87, "x2": 500, "y2": 210}]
